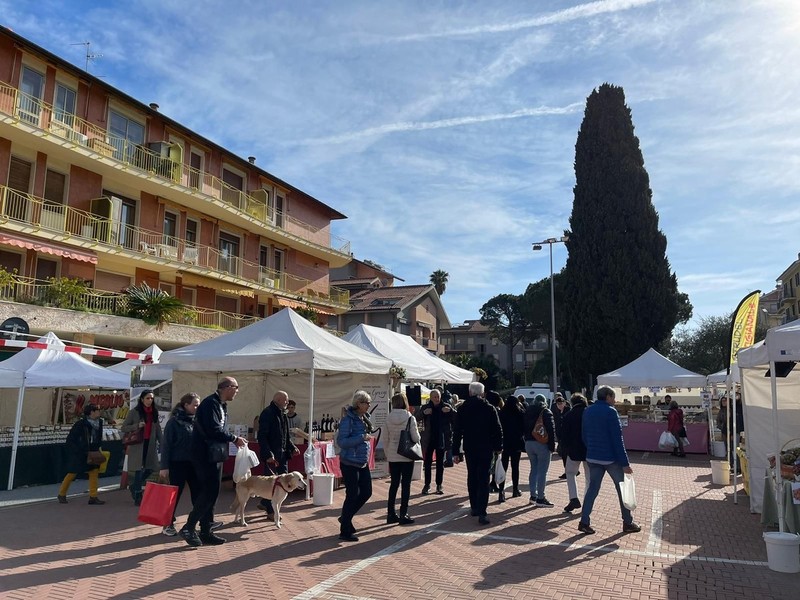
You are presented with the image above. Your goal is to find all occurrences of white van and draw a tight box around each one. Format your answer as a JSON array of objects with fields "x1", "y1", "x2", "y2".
[{"x1": 513, "y1": 385, "x2": 554, "y2": 406}]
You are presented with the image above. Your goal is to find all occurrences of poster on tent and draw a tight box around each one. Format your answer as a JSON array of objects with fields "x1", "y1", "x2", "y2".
[
  {"x1": 58, "y1": 389, "x2": 129, "y2": 424},
  {"x1": 128, "y1": 366, "x2": 173, "y2": 429},
  {"x1": 360, "y1": 382, "x2": 390, "y2": 478}
]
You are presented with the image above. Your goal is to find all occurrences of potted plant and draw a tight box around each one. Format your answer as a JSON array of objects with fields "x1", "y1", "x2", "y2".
[{"x1": 125, "y1": 283, "x2": 186, "y2": 330}]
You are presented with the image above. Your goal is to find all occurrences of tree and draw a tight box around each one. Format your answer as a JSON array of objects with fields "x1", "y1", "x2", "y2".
[
  {"x1": 667, "y1": 313, "x2": 769, "y2": 375},
  {"x1": 562, "y1": 83, "x2": 692, "y2": 386},
  {"x1": 430, "y1": 269, "x2": 449, "y2": 296},
  {"x1": 126, "y1": 283, "x2": 186, "y2": 330},
  {"x1": 479, "y1": 294, "x2": 527, "y2": 373}
]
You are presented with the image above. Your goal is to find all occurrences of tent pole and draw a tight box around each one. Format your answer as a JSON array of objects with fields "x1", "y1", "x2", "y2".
[
  {"x1": 729, "y1": 379, "x2": 738, "y2": 504},
  {"x1": 769, "y1": 361, "x2": 784, "y2": 533},
  {"x1": 8, "y1": 381, "x2": 25, "y2": 491},
  {"x1": 307, "y1": 368, "x2": 315, "y2": 501}
]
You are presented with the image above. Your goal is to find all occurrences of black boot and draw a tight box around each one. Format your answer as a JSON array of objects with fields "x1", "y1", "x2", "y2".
[
  {"x1": 498, "y1": 490, "x2": 506, "y2": 503},
  {"x1": 421, "y1": 484, "x2": 430, "y2": 495},
  {"x1": 564, "y1": 498, "x2": 581, "y2": 513},
  {"x1": 512, "y1": 486, "x2": 522, "y2": 498}
]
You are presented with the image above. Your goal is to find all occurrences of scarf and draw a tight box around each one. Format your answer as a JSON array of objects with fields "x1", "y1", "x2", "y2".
[{"x1": 143, "y1": 404, "x2": 154, "y2": 440}]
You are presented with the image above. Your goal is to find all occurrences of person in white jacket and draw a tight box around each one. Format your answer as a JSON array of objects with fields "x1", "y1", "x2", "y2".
[{"x1": 384, "y1": 392, "x2": 421, "y2": 525}]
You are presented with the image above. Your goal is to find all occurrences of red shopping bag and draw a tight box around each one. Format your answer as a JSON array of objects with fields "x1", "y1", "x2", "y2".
[{"x1": 137, "y1": 482, "x2": 179, "y2": 527}]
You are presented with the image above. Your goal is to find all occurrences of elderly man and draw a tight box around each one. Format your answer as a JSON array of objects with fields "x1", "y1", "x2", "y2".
[
  {"x1": 578, "y1": 385, "x2": 640, "y2": 535},
  {"x1": 452, "y1": 381, "x2": 503, "y2": 525},
  {"x1": 257, "y1": 390, "x2": 298, "y2": 517},
  {"x1": 180, "y1": 377, "x2": 247, "y2": 547},
  {"x1": 417, "y1": 388, "x2": 455, "y2": 495}
]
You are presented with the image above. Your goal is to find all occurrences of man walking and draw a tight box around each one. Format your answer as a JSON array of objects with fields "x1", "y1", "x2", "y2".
[
  {"x1": 452, "y1": 381, "x2": 503, "y2": 525},
  {"x1": 257, "y1": 390, "x2": 298, "y2": 518},
  {"x1": 577, "y1": 385, "x2": 640, "y2": 535},
  {"x1": 180, "y1": 377, "x2": 247, "y2": 547}
]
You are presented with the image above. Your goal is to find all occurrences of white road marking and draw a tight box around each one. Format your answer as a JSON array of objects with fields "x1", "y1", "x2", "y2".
[{"x1": 646, "y1": 488, "x2": 663, "y2": 554}]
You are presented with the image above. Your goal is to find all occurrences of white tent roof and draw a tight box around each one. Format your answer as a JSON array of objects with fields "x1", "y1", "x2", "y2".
[
  {"x1": 158, "y1": 308, "x2": 392, "y2": 374},
  {"x1": 107, "y1": 343, "x2": 163, "y2": 373},
  {"x1": 343, "y1": 324, "x2": 475, "y2": 383},
  {"x1": 0, "y1": 332, "x2": 131, "y2": 389},
  {"x1": 597, "y1": 348, "x2": 708, "y2": 388},
  {"x1": 707, "y1": 362, "x2": 742, "y2": 385}
]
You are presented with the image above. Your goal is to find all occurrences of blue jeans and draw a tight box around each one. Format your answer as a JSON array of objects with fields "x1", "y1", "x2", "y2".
[
  {"x1": 525, "y1": 440, "x2": 551, "y2": 500},
  {"x1": 580, "y1": 461, "x2": 633, "y2": 526}
]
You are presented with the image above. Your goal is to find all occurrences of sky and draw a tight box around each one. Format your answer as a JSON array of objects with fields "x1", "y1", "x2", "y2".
[{"x1": 2, "y1": 0, "x2": 799, "y2": 328}]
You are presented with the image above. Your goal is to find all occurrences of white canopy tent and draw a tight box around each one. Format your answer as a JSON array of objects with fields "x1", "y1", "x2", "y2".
[
  {"x1": 0, "y1": 332, "x2": 131, "y2": 490},
  {"x1": 343, "y1": 324, "x2": 475, "y2": 384},
  {"x1": 597, "y1": 348, "x2": 708, "y2": 388},
  {"x1": 738, "y1": 323, "x2": 800, "y2": 527},
  {"x1": 157, "y1": 309, "x2": 393, "y2": 457}
]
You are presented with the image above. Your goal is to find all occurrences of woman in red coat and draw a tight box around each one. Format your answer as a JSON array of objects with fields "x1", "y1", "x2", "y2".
[{"x1": 667, "y1": 399, "x2": 686, "y2": 457}]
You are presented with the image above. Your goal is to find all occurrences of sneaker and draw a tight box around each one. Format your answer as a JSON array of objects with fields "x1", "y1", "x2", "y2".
[
  {"x1": 57, "y1": 495, "x2": 68, "y2": 504},
  {"x1": 512, "y1": 488, "x2": 522, "y2": 498},
  {"x1": 199, "y1": 532, "x2": 226, "y2": 545},
  {"x1": 398, "y1": 515, "x2": 415, "y2": 525},
  {"x1": 529, "y1": 497, "x2": 538, "y2": 505},
  {"x1": 162, "y1": 525, "x2": 177, "y2": 537},
  {"x1": 179, "y1": 528, "x2": 202, "y2": 548},
  {"x1": 339, "y1": 532, "x2": 359, "y2": 542},
  {"x1": 421, "y1": 485, "x2": 430, "y2": 495},
  {"x1": 386, "y1": 513, "x2": 400, "y2": 524},
  {"x1": 578, "y1": 522, "x2": 595, "y2": 535},
  {"x1": 558, "y1": 473, "x2": 567, "y2": 480},
  {"x1": 209, "y1": 521, "x2": 223, "y2": 531},
  {"x1": 536, "y1": 498, "x2": 554, "y2": 508},
  {"x1": 435, "y1": 486, "x2": 444, "y2": 495},
  {"x1": 622, "y1": 522, "x2": 642, "y2": 534},
  {"x1": 563, "y1": 498, "x2": 582, "y2": 513},
  {"x1": 88, "y1": 497, "x2": 105, "y2": 505}
]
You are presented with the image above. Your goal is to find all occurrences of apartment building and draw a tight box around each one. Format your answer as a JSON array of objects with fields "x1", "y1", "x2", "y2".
[
  {"x1": 777, "y1": 253, "x2": 800, "y2": 324},
  {"x1": 0, "y1": 26, "x2": 351, "y2": 353}
]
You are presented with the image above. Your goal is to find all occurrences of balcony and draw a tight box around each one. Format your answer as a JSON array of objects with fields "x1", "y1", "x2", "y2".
[
  {"x1": 0, "y1": 186, "x2": 350, "y2": 311},
  {"x1": 0, "y1": 81, "x2": 351, "y2": 264}
]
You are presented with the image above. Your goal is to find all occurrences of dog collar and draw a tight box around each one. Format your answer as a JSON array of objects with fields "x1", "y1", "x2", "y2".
[{"x1": 272, "y1": 478, "x2": 289, "y2": 495}]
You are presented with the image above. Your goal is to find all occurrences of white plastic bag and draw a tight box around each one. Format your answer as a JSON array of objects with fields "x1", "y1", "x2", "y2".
[
  {"x1": 233, "y1": 444, "x2": 258, "y2": 483},
  {"x1": 658, "y1": 431, "x2": 677, "y2": 450},
  {"x1": 681, "y1": 436, "x2": 690, "y2": 447},
  {"x1": 620, "y1": 474, "x2": 637, "y2": 511},
  {"x1": 494, "y1": 456, "x2": 506, "y2": 485}
]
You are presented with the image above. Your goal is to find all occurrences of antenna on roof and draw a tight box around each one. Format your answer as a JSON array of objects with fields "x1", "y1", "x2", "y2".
[{"x1": 70, "y1": 41, "x2": 103, "y2": 73}]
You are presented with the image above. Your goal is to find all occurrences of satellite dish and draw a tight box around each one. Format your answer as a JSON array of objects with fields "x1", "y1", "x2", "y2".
[{"x1": 0, "y1": 317, "x2": 30, "y2": 340}]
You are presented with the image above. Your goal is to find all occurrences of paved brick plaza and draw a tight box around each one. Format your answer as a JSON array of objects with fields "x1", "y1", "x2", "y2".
[{"x1": 1, "y1": 453, "x2": 797, "y2": 600}]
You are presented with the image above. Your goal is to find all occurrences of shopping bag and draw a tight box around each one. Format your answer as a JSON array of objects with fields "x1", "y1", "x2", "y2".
[
  {"x1": 494, "y1": 456, "x2": 506, "y2": 485},
  {"x1": 233, "y1": 444, "x2": 259, "y2": 483},
  {"x1": 620, "y1": 474, "x2": 637, "y2": 511},
  {"x1": 658, "y1": 431, "x2": 677, "y2": 450},
  {"x1": 137, "y1": 482, "x2": 179, "y2": 527},
  {"x1": 681, "y1": 437, "x2": 690, "y2": 447},
  {"x1": 397, "y1": 417, "x2": 422, "y2": 461}
]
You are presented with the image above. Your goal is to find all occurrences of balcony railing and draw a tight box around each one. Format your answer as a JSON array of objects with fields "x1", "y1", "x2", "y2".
[
  {"x1": 0, "y1": 273, "x2": 260, "y2": 331},
  {"x1": 0, "y1": 185, "x2": 349, "y2": 308},
  {"x1": 0, "y1": 81, "x2": 350, "y2": 257}
]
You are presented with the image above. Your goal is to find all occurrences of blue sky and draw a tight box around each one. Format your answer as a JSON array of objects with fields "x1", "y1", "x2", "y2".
[{"x1": 2, "y1": 0, "x2": 798, "y2": 327}]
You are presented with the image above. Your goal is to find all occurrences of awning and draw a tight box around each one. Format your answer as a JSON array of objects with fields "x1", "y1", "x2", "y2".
[
  {"x1": 276, "y1": 298, "x2": 309, "y2": 310},
  {"x1": 180, "y1": 273, "x2": 255, "y2": 297},
  {"x1": 0, "y1": 233, "x2": 97, "y2": 264}
]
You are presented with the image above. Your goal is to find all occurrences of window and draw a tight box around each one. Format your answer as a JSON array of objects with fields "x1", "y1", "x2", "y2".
[
  {"x1": 275, "y1": 195, "x2": 284, "y2": 228},
  {"x1": 41, "y1": 170, "x2": 66, "y2": 231},
  {"x1": 273, "y1": 248, "x2": 284, "y2": 273},
  {"x1": 222, "y1": 166, "x2": 244, "y2": 207},
  {"x1": 159, "y1": 282, "x2": 175, "y2": 296},
  {"x1": 109, "y1": 109, "x2": 145, "y2": 162},
  {"x1": 54, "y1": 84, "x2": 77, "y2": 127},
  {"x1": 118, "y1": 198, "x2": 137, "y2": 249},
  {"x1": 181, "y1": 286, "x2": 196, "y2": 306},
  {"x1": 35, "y1": 258, "x2": 58, "y2": 281},
  {"x1": 189, "y1": 151, "x2": 203, "y2": 189},
  {"x1": 163, "y1": 212, "x2": 178, "y2": 245},
  {"x1": 218, "y1": 232, "x2": 240, "y2": 275},
  {"x1": 19, "y1": 66, "x2": 44, "y2": 125},
  {"x1": 6, "y1": 157, "x2": 32, "y2": 221},
  {"x1": 185, "y1": 219, "x2": 198, "y2": 246}
]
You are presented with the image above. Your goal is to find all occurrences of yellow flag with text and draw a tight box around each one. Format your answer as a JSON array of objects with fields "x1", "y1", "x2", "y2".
[{"x1": 727, "y1": 290, "x2": 761, "y2": 369}]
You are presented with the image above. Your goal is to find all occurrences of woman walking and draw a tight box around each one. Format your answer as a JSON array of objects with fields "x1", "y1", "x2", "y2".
[
  {"x1": 499, "y1": 394, "x2": 526, "y2": 500},
  {"x1": 57, "y1": 403, "x2": 106, "y2": 505},
  {"x1": 158, "y1": 392, "x2": 201, "y2": 536},
  {"x1": 523, "y1": 394, "x2": 556, "y2": 507},
  {"x1": 336, "y1": 390, "x2": 375, "y2": 542},
  {"x1": 121, "y1": 389, "x2": 163, "y2": 505},
  {"x1": 668, "y1": 399, "x2": 686, "y2": 457},
  {"x1": 384, "y1": 392, "x2": 420, "y2": 525},
  {"x1": 559, "y1": 393, "x2": 591, "y2": 513}
]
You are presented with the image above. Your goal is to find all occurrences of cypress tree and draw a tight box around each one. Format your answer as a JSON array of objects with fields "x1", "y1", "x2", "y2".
[{"x1": 562, "y1": 83, "x2": 691, "y2": 388}]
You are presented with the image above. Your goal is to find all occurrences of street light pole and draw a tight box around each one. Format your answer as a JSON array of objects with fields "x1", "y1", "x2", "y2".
[{"x1": 532, "y1": 236, "x2": 569, "y2": 397}]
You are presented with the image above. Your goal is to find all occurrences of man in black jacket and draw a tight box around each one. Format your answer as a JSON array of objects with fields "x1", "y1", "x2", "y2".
[
  {"x1": 452, "y1": 381, "x2": 503, "y2": 525},
  {"x1": 179, "y1": 377, "x2": 246, "y2": 547},
  {"x1": 257, "y1": 390, "x2": 298, "y2": 516}
]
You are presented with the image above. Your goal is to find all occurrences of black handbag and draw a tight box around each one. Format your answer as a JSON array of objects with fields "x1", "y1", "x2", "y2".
[
  {"x1": 397, "y1": 417, "x2": 422, "y2": 461},
  {"x1": 208, "y1": 441, "x2": 229, "y2": 463}
]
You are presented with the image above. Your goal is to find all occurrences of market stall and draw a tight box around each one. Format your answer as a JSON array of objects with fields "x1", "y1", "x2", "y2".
[
  {"x1": 597, "y1": 348, "x2": 710, "y2": 454},
  {"x1": 0, "y1": 332, "x2": 132, "y2": 489}
]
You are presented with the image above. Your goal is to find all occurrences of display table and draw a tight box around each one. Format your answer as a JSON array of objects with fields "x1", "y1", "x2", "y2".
[
  {"x1": 622, "y1": 421, "x2": 708, "y2": 454},
  {"x1": 223, "y1": 439, "x2": 376, "y2": 478},
  {"x1": 761, "y1": 471, "x2": 800, "y2": 534},
  {"x1": 0, "y1": 440, "x2": 124, "y2": 488}
]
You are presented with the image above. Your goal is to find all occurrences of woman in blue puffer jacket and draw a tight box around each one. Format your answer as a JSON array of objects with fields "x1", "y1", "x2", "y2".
[{"x1": 336, "y1": 390, "x2": 375, "y2": 542}]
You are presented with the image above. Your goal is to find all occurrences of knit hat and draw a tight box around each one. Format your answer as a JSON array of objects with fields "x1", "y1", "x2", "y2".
[{"x1": 533, "y1": 394, "x2": 547, "y2": 405}]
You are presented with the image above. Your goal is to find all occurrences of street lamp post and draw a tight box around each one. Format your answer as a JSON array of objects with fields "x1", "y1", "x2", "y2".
[{"x1": 532, "y1": 236, "x2": 569, "y2": 397}]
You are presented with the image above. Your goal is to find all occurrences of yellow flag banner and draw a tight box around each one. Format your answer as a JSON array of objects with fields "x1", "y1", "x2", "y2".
[{"x1": 727, "y1": 290, "x2": 761, "y2": 369}]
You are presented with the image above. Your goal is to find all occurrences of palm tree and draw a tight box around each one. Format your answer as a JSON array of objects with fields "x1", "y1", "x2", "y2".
[
  {"x1": 430, "y1": 269, "x2": 449, "y2": 296},
  {"x1": 125, "y1": 283, "x2": 187, "y2": 330}
]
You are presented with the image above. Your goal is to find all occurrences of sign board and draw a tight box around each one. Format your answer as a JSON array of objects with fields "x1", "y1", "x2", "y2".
[{"x1": 0, "y1": 317, "x2": 29, "y2": 340}]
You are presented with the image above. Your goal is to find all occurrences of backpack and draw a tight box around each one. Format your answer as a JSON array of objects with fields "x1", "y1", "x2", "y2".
[{"x1": 532, "y1": 411, "x2": 549, "y2": 444}]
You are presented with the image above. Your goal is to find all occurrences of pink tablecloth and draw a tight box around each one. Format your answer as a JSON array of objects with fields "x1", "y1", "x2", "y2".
[{"x1": 622, "y1": 421, "x2": 708, "y2": 454}]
